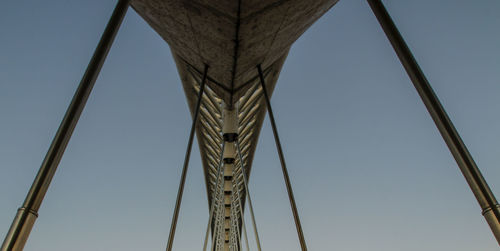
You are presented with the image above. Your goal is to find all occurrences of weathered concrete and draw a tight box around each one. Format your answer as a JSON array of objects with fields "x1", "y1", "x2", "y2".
[{"x1": 131, "y1": 0, "x2": 338, "y2": 103}]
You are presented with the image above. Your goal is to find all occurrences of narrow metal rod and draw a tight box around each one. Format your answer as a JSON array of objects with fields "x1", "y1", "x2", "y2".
[
  {"x1": 240, "y1": 216, "x2": 250, "y2": 251},
  {"x1": 211, "y1": 200, "x2": 220, "y2": 251},
  {"x1": 1, "y1": 1, "x2": 130, "y2": 250},
  {"x1": 211, "y1": 194, "x2": 225, "y2": 251},
  {"x1": 231, "y1": 157, "x2": 250, "y2": 251},
  {"x1": 203, "y1": 141, "x2": 226, "y2": 251},
  {"x1": 230, "y1": 192, "x2": 242, "y2": 251},
  {"x1": 367, "y1": 0, "x2": 500, "y2": 244},
  {"x1": 234, "y1": 211, "x2": 243, "y2": 251},
  {"x1": 211, "y1": 173, "x2": 224, "y2": 251},
  {"x1": 235, "y1": 140, "x2": 262, "y2": 251},
  {"x1": 257, "y1": 65, "x2": 308, "y2": 250},
  {"x1": 166, "y1": 64, "x2": 209, "y2": 251}
]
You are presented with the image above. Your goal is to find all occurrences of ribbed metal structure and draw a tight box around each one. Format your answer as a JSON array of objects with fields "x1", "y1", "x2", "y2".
[{"x1": 177, "y1": 57, "x2": 284, "y2": 249}]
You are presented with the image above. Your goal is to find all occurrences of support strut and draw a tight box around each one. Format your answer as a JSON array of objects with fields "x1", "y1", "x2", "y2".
[
  {"x1": 203, "y1": 141, "x2": 226, "y2": 251},
  {"x1": 166, "y1": 64, "x2": 209, "y2": 251},
  {"x1": 0, "y1": 1, "x2": 130, "y2": 250},
  {"x1": 367, "y1": 0, "x2": 500, "y2": 244},
  {"x1": 231, "y1": 163, "x2": 250, "y2": 251},
  {"x1": 257, "y1": 65, "x2": 308, "y2": 251},
  {"x1": 235, "y1": 140, "x2": 262, "y2": 251}
]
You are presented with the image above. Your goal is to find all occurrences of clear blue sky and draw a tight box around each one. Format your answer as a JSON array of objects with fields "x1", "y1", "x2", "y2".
[{"x1": 1, "y1": 0, "x2": 499, "y2": 250}]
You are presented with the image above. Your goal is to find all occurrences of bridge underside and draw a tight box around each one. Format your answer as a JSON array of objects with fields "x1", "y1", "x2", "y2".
[
  {"x1": 131, "y1": 0, "x2": 339, "y2": 249},
  {"x1": 2, "y1": 1, "x2": 499, "y2": 251}
]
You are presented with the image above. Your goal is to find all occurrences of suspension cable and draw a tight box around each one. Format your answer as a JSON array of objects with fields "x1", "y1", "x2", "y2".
[
  {"x1": 203, "y1": 141, "x2": 226, "y2": 250},
  {"x1": 257, "y1": 64, "x2": 308, "y2": 251},
  {"x1": 166, "y1": 64, "x2": 209, "y2": 251},
  {"x1": 235, "y1": 140, "x2": 262, "y2": 251},
  {"x1": 231, "y1": 158, "x2": 250, "y2": 251}
]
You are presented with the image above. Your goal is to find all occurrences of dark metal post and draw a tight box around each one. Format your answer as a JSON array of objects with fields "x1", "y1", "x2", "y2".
[
  {"x1": 257, "y1": 65, "x2": 308, "y2": 251},
  {"x1": 1, "y1": 1, "x2": 130, "y2": 250},
  {"x1": 235, "y1": 139, "x2": 262, "y2": 251},
  {"x1": 202, "y1": 141, "x2": 225, "y2": 251},
  {"x1": 166, "y1": 65, "x2": 209, "y2": 251},
  {"x1": 367, "y1": 0, "x2": 500, "y2": 244}
]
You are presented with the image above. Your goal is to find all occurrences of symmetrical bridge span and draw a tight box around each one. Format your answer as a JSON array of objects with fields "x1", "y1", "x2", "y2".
[{"x1": 1, "y1": 1, "x2": 499, "y2": 250}]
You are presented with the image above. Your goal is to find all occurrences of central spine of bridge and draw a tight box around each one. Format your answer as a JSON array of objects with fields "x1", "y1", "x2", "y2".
[{"x1": 222, "y1": 104, "x2": 238, "y2": 251}]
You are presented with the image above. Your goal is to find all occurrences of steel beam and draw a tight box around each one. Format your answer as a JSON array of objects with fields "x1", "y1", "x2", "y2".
[
  {"x1": 367, "y1": 0, "x2": 500, "y2": 244},
  {"x1": 203, "y1": 141, "x2": 226, "y2": 251},
  {"x1": 235, "y1": 140, "x2": 261, "y2": 251},
  {"x1": 166, "y1": 64, "x2": 209, "y2": 251},
  {"x1": 231, "y1": 163, "x2": 250, "y2": 251},
  {"x1": 257, "y1": 65, "x2": 308, "y2": 251},
  {"x1": 0, "y1": 1, "x2": 130, "y2": 250}
]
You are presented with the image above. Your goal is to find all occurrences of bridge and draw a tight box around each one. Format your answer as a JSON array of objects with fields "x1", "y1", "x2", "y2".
[{"x1": 1, "y1": 0, "x2": 499, "y2": 250}]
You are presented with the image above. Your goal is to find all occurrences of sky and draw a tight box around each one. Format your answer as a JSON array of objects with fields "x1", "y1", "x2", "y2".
[{"x1": 0, "y1": 0, "x2": 499, "y2": 250}]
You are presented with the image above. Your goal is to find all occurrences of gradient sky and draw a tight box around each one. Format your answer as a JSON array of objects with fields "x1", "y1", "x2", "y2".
[{"x1": 1, "y1": 0, "x2": 499, "y2": 250}]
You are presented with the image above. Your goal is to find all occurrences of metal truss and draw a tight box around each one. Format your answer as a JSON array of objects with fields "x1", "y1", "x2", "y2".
[{"x1": 186, "y1": 62, "x2": 273, "y2": 251}]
